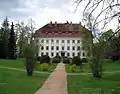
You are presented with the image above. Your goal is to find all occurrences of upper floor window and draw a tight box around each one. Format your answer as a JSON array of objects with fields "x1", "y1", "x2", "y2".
[
  {"x1": 72, "y1": 40, "x2": 75, "y2": 43},
  {"x1": 41, "y1": 39, "x2": 44, "y2": 43},
  {"x1": 46, "y1": 40, "x2": 49, "y2": 43},
  {"x1": 56, "y1": 40, "x2": 59, "y2": 43},
  {"x1": 67, "y1": 46, "x2": 70, "y2": 50},
  {"x1": 51, "y1": 39, "x2": 54, "y2": 43},
  {"x1": 72, "y1": 46, "x2": 75, "y2": 50},
  {"x1": 56, "y1": 46, "x2": 59, "y2": 50},
  {"x1": 77, "y1": 46, "x2": 80, "y2": 50},
  {"x1": 77, "y1": 40, "x2": 80, "y2": 43},
  {"x1": 62, "y1": 40, "x2": 64, "y2": 43},
  {"x1": 67, "y1": 40, "x2": 70, "y2": 43},
  {"x1": 51, "y1": 46, "x2": 54, "y2": 50},
  {"x1": 77, "y1": 52, "x2": 80, "y2": 56},
  {"x1": 46, "y1": 46, "x2": 49, "y2": 50},
  {"x1": 41, "y1": 52, "x2": 44, "y2": 56},
  {"x1": 46, "y1": 52, "x2": 48, "y2": 56}
]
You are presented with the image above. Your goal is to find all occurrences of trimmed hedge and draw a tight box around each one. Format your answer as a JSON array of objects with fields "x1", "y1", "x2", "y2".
[
  {"x1": 63, "y1": 56, "x2": 70, "y2": 64},
  {"x1": 72, "y1": 56, "x2": 82, "y2": 66},
  {"x1": 40, "y1": 55, "x2": 50, "y2": 64}
]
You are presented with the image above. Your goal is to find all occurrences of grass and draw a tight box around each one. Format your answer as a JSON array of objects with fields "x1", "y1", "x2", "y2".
[
  {"x1": 0, "y1": 69, "x2": 49, "y2": 94},
  {"x1": 66, "y1": 61, "x2": 120, "y2": 73},
  {"x1": 67, "y1": 73, "x2": 120, "y2": 94},
  {"x1": 0, "y1": 59, "x2": 57, "y2": 72}
]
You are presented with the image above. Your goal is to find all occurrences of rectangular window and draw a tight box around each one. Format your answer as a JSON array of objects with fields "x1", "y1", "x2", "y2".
[
  {"x1": 56, "y1": 40, "x2": 59, "y2": 43},
  {"x1": 56, "y1": 46, "x2": 59, "y2": 50},
  {"x1": 67, "y1": 53, "x2": 70, "y2": 57},
  {"x1": 83, "y1": 52, "x2": 85, "y2": 56},
  {"x1": 56, "y1": 53, "x2": 59, "y2": 56},
  {"x1": 62, "y1": 46, "x2": 64, "y2": 50},
  {"x1": 41, "y1": 39, "x2": 44, "y2": 43},
  {"x1": 67, "y1": 40, "x2": 70, "y2": 43},
  {"x1": 51, "y1": 46, "x2": 54, "y2": 50},
  {"x1": 72, "y1": 40, "x2": 75, "y2": 43},
  {"x1": 46, "y1": 52, "x2": 48, "y2": 56},
  {"x1": 41, "y1": 52, "x2": 44, "y2": 56},
  {"x1": 77, "y1": 46, "x2": 80, "y2": 50},
  {"x1": 72, "y1": 53, "x2": 75, "y2": 57},
  {"x1": 67, "y1": 46, "x2": 70, "y2": 50},
  {"x1": 51, "y1": 52, "x2": 54, "y2": 56},
  {"x1": 41, "y1": 46, "x2": 44, "y2": 50},
  {"x1": 77, "y1": 40, "x2": 80, "y2": 43},
  {"x1": 51, "y1": 39, "x2": 54, "y2": 43},
  {"x1": 46, "y1": 46, "x2": 49, "y2": 50},
  {"x1": 62, "y1": 40, "x2": 64, "y2": 43},
  {"x1": 72, "y1": 46, "x2": 75, "y2": 50},
  {"x1": 46, "y1": 40, "x2": 49, "y2": 43},
  {"x1": 77, "y1": 52, "x2": 80, "y2": 56}
]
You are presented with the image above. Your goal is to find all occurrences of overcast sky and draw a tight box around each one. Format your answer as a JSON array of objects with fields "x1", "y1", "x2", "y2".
[
  {"x1": 0, "y1": 0, "x2": 85, "y2": 29},
  {"x1": 0, "y1": 0, "x2": 117, "y2": 30}
]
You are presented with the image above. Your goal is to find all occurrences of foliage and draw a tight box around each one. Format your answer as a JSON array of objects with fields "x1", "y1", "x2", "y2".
[
  {"x1": 24, "y1": 41, "x2": 38, "y2": 76},
  {"x1": 52, "y1": 55, "x2": 61, "y2": 63},
  {"x1": 63, "y1": 56, "x2": 70, "y2": 64},
  {"x1": 81, "y1": 58, "x2": 88, "y2": 63},
  {"x1": 72, "y1": 56, "x2": 82, "y2": 66},
  {"x1": 36, "y1": 56, "x2": 41, "y2": 61},
  {"x1": 69, "y1": 64, "x2": 76, "y2": 72},
  {"x1": 8, "y1": 22, "x2": 16, "y2": 59},
  {"x1": 0, "y1": 17, "x2": 10, "y2": 58},
  {"x1": 40, "y1": 63, "x2": 50, "y2": 71},
  {"x1": 40, "y1": 55, "x2": 50, "y2": 64},
  {"x1": 52, "y1": 57, "x2": 61, "y2": 63}
]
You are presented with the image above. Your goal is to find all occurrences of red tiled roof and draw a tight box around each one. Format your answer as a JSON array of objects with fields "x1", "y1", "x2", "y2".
[{"x1": 34, "y1": 22, "x2": 84, "y2": 37}]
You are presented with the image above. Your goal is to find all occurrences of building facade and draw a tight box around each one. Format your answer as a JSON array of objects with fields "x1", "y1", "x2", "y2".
[{"x1": 34, "y1": 21, "x2": 88, "y2": 58}]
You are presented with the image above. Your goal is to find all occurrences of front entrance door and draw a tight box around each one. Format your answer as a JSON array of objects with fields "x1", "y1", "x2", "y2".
[{"x1": 61, "y1": 52, "x2": 65, "y2": 57}]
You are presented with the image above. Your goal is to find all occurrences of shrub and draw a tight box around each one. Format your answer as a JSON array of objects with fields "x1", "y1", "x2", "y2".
[
  {"x1": 40, "y1": 55, "x2": 50, "y2": 64},
  {"x1": 40, "y1": 63, "x2": 49, "y2": 71},
  {"x1": 36, "y1": 56, "x2": 41, "y2": 61},
  {"x1": 72, "y1": 56, "x2": 82, "y2": 66},
  {"x1": 69, "y1": 64, "x2": 76, "y2": 72},
  {"x1": 52, "y1": 57, "x2": 61, "y2": 63},
  {"x1": 63, "y1": 56, "x2": 70, "y2": 64},
  {"x1": 24, "y1": 43, "x2": 38, "y2": 76},
  {"x1": 81, "y1": 58, "x2": 88, "y2": 63}
]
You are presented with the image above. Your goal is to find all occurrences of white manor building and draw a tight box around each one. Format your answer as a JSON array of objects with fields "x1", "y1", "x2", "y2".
[{"x1": 34, "y1": 21, "x2": 90, "y2": 58}]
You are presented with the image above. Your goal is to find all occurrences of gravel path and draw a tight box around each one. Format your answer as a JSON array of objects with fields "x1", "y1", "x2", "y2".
[{"x1": 35, "y1": 63, "x2": 68, "y2": 94}]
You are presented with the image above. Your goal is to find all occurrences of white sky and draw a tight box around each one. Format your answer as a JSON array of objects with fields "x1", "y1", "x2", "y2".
[{"x1": 0, "y1": 0, "x2": 118, "y2": 31}]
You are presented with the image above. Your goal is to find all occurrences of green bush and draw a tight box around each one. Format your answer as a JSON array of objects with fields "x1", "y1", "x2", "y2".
[
  {"x1": 63, "y1": 57, "x2": 70, "y2": 64},
  {"x1": 81, "y1": 58, "x2": 88, "y2": 63},
  {"x1": 52, "y1": 57, "x2": 61, "y2": 63},
  {"x1": 40, "y1": 55, "x2": 50, "y2": 64},
  {"x1": 69, "y1": 64, "x2": 76, "y2": 72},
  {"x1": 40, "y1": 63, "x2": 49, "y2": 71},
  {"x1": 72, "y1": 56, "x2": 82, "y2": 66},
  {"x1": 36, "y1": 56, "x2": 41, "y2": 61}
]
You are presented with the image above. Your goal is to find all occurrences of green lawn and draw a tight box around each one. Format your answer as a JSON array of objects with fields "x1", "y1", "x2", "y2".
[
  {"x1": 0, "y1": 69, "x2": 48, "y2": 94},
  {"x1": 66, "y1": 61, "x2": 120, "y2": 73},
  {"x1": 0, "y1": 59, "x2": 57, "y2": 72},
  {"x1": 67, "y1": 74, "x2": 120, "y2": 94}
]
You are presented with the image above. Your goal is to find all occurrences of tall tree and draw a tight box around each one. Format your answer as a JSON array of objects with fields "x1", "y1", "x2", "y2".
[
  {"x1": 75, "y1": 0, "x2": 120, "y2": 78},
  {"x1": 0, "y1": 17, "x2": 10, "y2": 58},
  {"x1": 8, "y1": 22, "x2": 16, "y2": 59}
]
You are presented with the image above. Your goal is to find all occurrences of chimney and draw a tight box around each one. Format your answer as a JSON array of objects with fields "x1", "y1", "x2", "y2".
[
  {"x1": 55, "y1": 21, "x2": 57, "y2": 26},
  {"x1": 50, "y1": 21, "x2": 52, "y2": 24},
  {"x1": 79, "y1": 22, "x2": 81, "y2": 25},
  {"x1": 66, "y1": 21, "x2": 69, "y2": 24},
  {"x1": 70, "y1": 21, "x2": 72, "y2": 25}
]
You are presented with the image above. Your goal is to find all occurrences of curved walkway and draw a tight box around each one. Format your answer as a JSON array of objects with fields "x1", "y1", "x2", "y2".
[{"x1": 35, "y1": 63, "x2": 68, "y2": 94}]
